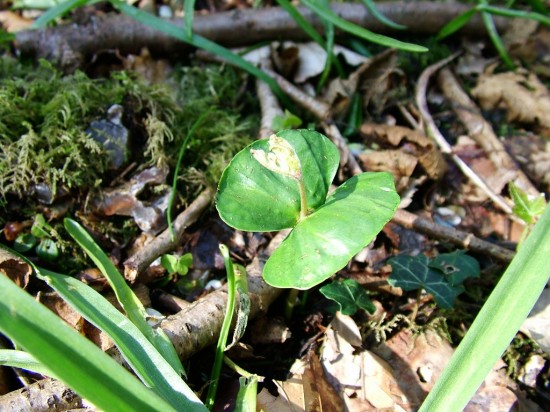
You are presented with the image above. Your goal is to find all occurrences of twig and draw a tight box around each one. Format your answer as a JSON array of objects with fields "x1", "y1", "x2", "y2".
[
  {"x1": 123, "y1": 187, "x2": 214, "y2": 282},
  {"x1": 437, "y1": 67, "x2": 538, "y2": 197},
  {"x1": 392, "y1": 210, "x2": 515, "y2": 262},
  {"x1": 14, "y1": 3, "x2": 507, "y2": 71},
  {"x1": 256, "y1": 58, "x2": 284, "y2": 139},
  {"x1": 415, "y1": 54, "x2": 515, "y2": 215}
]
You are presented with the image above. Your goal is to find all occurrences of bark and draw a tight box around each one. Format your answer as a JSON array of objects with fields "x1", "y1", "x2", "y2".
[{"x1": 14, "y1": 2, "x2": 508, "y2": 71}]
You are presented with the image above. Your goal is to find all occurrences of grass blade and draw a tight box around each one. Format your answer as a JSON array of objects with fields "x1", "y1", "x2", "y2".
[
  {"x1": 0, "y1": 274, "x2": 177, "y2": 412},
  {"x1": 276, "y1": 0, "x2": 325, "y2": 46},
  {"x1": 36, "y1": 267, "x2": 207, "y2": 411},
  {"x1": 301, "y1": 0, "x2": 427, "y2": 52},
  {"x1": 33, "y1": 0, "x2": 100, "y2": 28},
  {"x1": 479, "y1": 2, "x2": 514, "y2": 69},
  {"x1": 361, "y1": 0, "x2": 406, "y2": 30},
  {"x1": 184, "y1": 0, "x2": 196, "y2": 40},
  {"x1": 63, "y1": 218, "x2": 185, "y2": 377},
  {"x1": 478, "y1": 5, "x2": 550, "y2": 27},
  {"x1": 437, "y1": 8, "x2": 477, "y2": 40},
  {"x1": 419, "y1": 204, "x2": 550, "y2": 411},
  {"x1": 0, "y1": 349, "x2": 56, "y2": 378}
]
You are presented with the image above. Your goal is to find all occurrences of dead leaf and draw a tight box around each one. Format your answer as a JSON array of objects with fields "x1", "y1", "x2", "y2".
[
  {"x1": 472, "y1": 69, "x2": 550, "y2": 130},
  {"x1": 521, "y1": 287, "x2": 550, "y2": 353},
  {"x1": 93, "y1": 165, "x2": 170, "y2": 234},
  {"x1": 505, "y1": 134, "x2": 550, "y2": 194},
  {"x1": 0, "y1": 11, "x2": 33, "y2": 32},
  {"x1": 0, "y1": 248, "x2": 31, "y2": 289},
  {"x1": 360, "y1": 123, "x2": 447, "y2": 182}
]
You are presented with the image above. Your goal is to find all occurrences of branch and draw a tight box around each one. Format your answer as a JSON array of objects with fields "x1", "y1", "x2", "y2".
[{"x1": 14, "y1": 2, "x2": 507, "y2": 70}]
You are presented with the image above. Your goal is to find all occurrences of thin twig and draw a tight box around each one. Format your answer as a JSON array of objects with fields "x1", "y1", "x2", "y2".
[
  {"x1": 415, "y1": 54, "x2": 515, "y2": 215},
  {"x1": 123, "y1": 187, "x2": 214, "y2": 282},
  {"x1": 256, "y1": 58, "x2": 284, "y2": 139}
]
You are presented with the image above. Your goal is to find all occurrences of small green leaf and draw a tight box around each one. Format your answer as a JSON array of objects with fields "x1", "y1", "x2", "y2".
[
  {"x1": 13, "y1": 233, "x2": 37, "y2": 253},
  {"x1": 35, "y1": 239, "x2": 59, "y2": 262},
  {"x1": 320, "y1": 278, "x2": 376, "y2": 315},
  {"x1": 429, "y1": 250, "x2": 480, "y2": 287},
  {"x1": 437, "y1": 8, "x2": 477, "y2": 40},
  {"x1": 509, "y1": 182, "x2": 547, "y2": 225},
  {"x1": 161, "y1": 253, "x2": 193, "y2": 276},
  {"x1": 388, "y1": 255, "x2": 462, "y2": 309},
  {"x1": 31, "y1": 214, "x2": 50, "y2": 238},
  {"x1": 272, "y1": 110, "x2": 303, "y2": 131}
]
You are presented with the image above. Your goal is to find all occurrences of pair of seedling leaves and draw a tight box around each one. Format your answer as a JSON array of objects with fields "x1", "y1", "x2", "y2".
[{"x1": 216, "y1": 129, "x2": 400, "y2": 290}]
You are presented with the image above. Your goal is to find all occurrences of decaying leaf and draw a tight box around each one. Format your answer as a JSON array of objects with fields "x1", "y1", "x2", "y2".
[
  {"x1": 0, "y1": 247, "x2": 31, "y2": 288},
  {"x1": 0, "y1": 11, "x2": 32, "y2": 32},
  {"x1": 93, "y1": 165, "x2": 171, "y2": 234},
  {"x1": 359, "y1": 123, "x2": 447, "y2": 191},
  {"x1": 472, "y1": 69, "x2": 550, "y2": 131}
]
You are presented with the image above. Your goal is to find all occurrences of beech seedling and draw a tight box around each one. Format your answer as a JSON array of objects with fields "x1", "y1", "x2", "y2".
[{"x1": 216, "y1": 129, "x2": 400, "y2": 289}]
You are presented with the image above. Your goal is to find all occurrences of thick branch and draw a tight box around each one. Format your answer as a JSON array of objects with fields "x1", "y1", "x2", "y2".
[{"x1": 14, "y1": 2, "x2": 507, "y2": 71}]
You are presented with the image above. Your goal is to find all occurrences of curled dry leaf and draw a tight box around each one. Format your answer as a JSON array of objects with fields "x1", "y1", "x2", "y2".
[
  {"x1": 472, "y1": 69, "x2": 550, "y2": 131},
  {"x1": 0, "y1": 248, "x2": 31, "y2": 289},
  {"x1": 359, "y1": 123, "x2": 447, "y2": 192},
  {"x1": 93, "y1": 165, "x2": 170, "y2": 234}
]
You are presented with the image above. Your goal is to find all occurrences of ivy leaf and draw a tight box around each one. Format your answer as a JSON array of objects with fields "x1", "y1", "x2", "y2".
[
  {"x1": 388, "y1": 255, "x2": 462, "y2": 309},
  {"x1": 429, "y1": 250, "x2": 480, "y2": 287},
  {"x1": 319, "y1": 279, "x2": 376, "y2": 315}
]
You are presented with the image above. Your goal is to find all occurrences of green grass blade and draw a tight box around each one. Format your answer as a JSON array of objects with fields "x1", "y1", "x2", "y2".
[
  {"x1": 301, "y1": 0, "x2": 427, "y2": 52},
  {"x1": 111, "y1": 0, "x2": 289, "y2": 105},
  {"x1": 361, "y1": 0, "x2": 406, "y2": 30},
  {"x1": 33, "y1": 0, "x2": 100, "y2": 28},
  {"x1": 184, "y1": 0, "x2": 196, "y2": 40},
  {"x1": 168, "y1": 109, "x2": 211, "y2": 241},
  {"x1": 63, "y1": 218, "x2": 185, "y2": 377},
  {"x1": 419, "y1": 204, "x2": 550, "y2": 411},
  {"x1": 437, "y1": 8, "x2": 477, "y2": 40},
  {"x1": 0, "y1": 274, "x2": 177, "y2": 412},
  {"x1": 478, "y1": 5, "x2": 550, "y2": 26},
  {"x1": 205, "y1": 244, "x2": 237, "y2": 410},
  {"x1": 479, "y1": 3, "x2": 514, "y2": 69},
  {"x1": 37, "y1": 268, "x2": 207, "y2": 411},
  {"x1": 276, "y1": 0, "x2": 326, "y2": 46},
  {"x1": 0, "y1": 349, "x2": 57, "y2": 378}
]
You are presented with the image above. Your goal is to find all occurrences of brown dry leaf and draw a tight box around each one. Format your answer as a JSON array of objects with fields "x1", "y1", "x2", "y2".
[
  {"x1": 121, "y1": 48, "x2": 171, "y2": 85},
  {"x1": 0, "y1": 11, "x2": 33, "y2": 32},
  {"x1": 0, "y1": 248, "x2": 31, "y2": 288},
  {"x1": 93, "y1": 165, "x2": 171, "y2": 234},
  {"x1": 472, "y1": 69, "x2": 550, "y2": 130},
  {"x1": 370, "y1": 328, "x2": 522, "y2": 411},
  {"x1": 504, "y1": 19, "x2": 550, "y2": 77},
  {"x1": 323, "y1": 49, "x2": 396, "y2": 116},
  {"x1": 360, "y1": 123, "x2": 447, "y2": 182},
  {"x1": 505, "y1": 134, "x2": 550, "y2": 194}
]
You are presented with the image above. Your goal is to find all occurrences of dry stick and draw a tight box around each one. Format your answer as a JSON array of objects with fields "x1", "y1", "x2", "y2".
[
  {"x1": 256, "y1": 59, "x2": 284, "y2": 139},
  {"x1": 266, "y1": 54, "x2": 516, "y2": 263},
  {"x1": 13, "y1": 2, "x2": 507, "y2": 71},
  {"x1": 437, "y1": 67, "x2": 539, "y2": 197},
  {"x1": 415, "y1": 54, "x2": 515, "y2": 216},
  {"x1": 123, "y1": 187, "x2": 214, "y2": 282}
]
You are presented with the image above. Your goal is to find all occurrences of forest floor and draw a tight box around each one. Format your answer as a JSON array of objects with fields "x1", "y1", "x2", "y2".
[{"x1": 0, "y1": 1, "x2": 549, "y2": 411}]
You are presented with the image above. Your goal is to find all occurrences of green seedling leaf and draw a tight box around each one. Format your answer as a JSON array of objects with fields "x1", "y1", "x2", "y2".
[
  {"x1": 13, "y1": 233, "x2": 37, "y2": 252},
  {"x1": 429, "y1": 250, "x2": 480, "y2": 287},
  {"x1": 388, "y1": 254, "x2": 462, "y2": 309},
  {"x1": 272, "y1": 110, "x2": 303, "y2": 131},
  {"x1": 161, "y1": 253, "x2": 193, "y2": 276},
  {"x1": 235, "y1": 375, "x2": 259, "y2": 412},
  {"x1": 0, "y1": 273, "x2": 179, "y2": 412},
  {"x1": 509, "y1": 182, "x2": 546, "y2": 225},
  {"x1": 216, "y1": 129, "x2": 340, "y2": 231},
  {"x1": 35, "y1": 238, "x2": 59, "y2": 262},
  {"x1": 184, "y1": 0, "x2": 195, "y2": 40},
  {"x1": 64, "y1": 218, "x2": 185, "y2": 377},
  {"x1": 320, "y1": 278, "x2": 376, "y2": 315},
  {"x1": 264, "y1": 172, "x2": 399, "y2": 289},
  {"x1": 0, "y1": 349, "x2": 56, "y2": 378}
]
